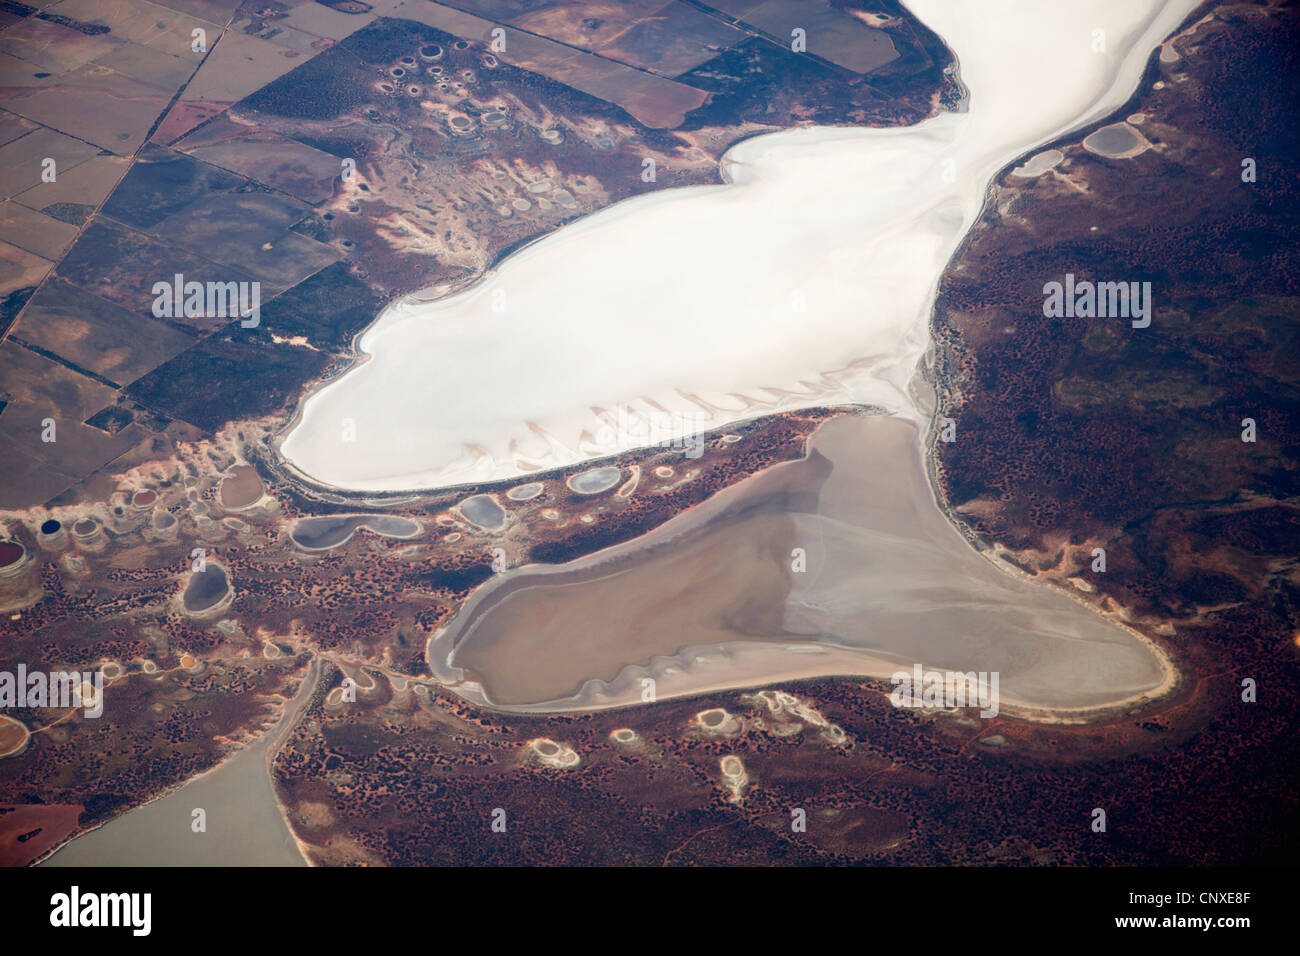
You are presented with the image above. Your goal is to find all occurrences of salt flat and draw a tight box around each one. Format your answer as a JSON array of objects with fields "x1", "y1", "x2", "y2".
[{"x1": 280, "y1": 0, "x2": 1200, "y2": 492}]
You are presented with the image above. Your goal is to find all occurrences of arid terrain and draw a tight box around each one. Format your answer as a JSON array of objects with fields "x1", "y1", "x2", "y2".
[{"x1": 0, "y1": 0, "x2": 1296, "y2": 869}]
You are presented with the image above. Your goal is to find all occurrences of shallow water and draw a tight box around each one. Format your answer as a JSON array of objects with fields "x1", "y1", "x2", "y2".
[
  {"x1": 289, "y1": 514, "x2": 420, "y2": 550},
  {"x1": 1083, "y1": 122, "x2": 1142, "y2": 156},
  {"x1": 44, "y1": 662, "x2": 316, "y2": 866},
  {"x1": 458, "y1": 494, "x2": 506, "y2": 531},
  {"x1": 431, "y1": 417, "x2": 1171, "y2": 715},
  {"x1": 182, "y1": 563, "x2": 229, "y2": 613},
  {"x1": 567, "y1": 466, "x2": 622, "y2": 495},
  {"x1": 506, "y1": 482, "x2": 544, "y2": 501}
]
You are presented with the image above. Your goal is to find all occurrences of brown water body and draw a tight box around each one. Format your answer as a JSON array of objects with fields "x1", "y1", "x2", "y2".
[
  {"x1": 218, "y1": 465, "x2": 264, "y2": 510},
  {"x1": 0, "y1": 714, "x2": 29, "y2": 757},
  {"x1": 43, "y1": 662, "x2": 316, "y2": 867},
  {"x1": 0, "y1": 541, "x2": 23, "y2": 568},
  {"x1": 429, "y1": 415, "x2": 1173, "y2": 718}
]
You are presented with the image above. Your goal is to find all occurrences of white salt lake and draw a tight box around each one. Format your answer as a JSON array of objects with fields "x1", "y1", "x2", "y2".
[
  {"x1": 282, "y1": 1, "x2": 1198, "y2": 719},
  {"x1": 280, "y1": 0, "x2": 1201, "y2": 492}
]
